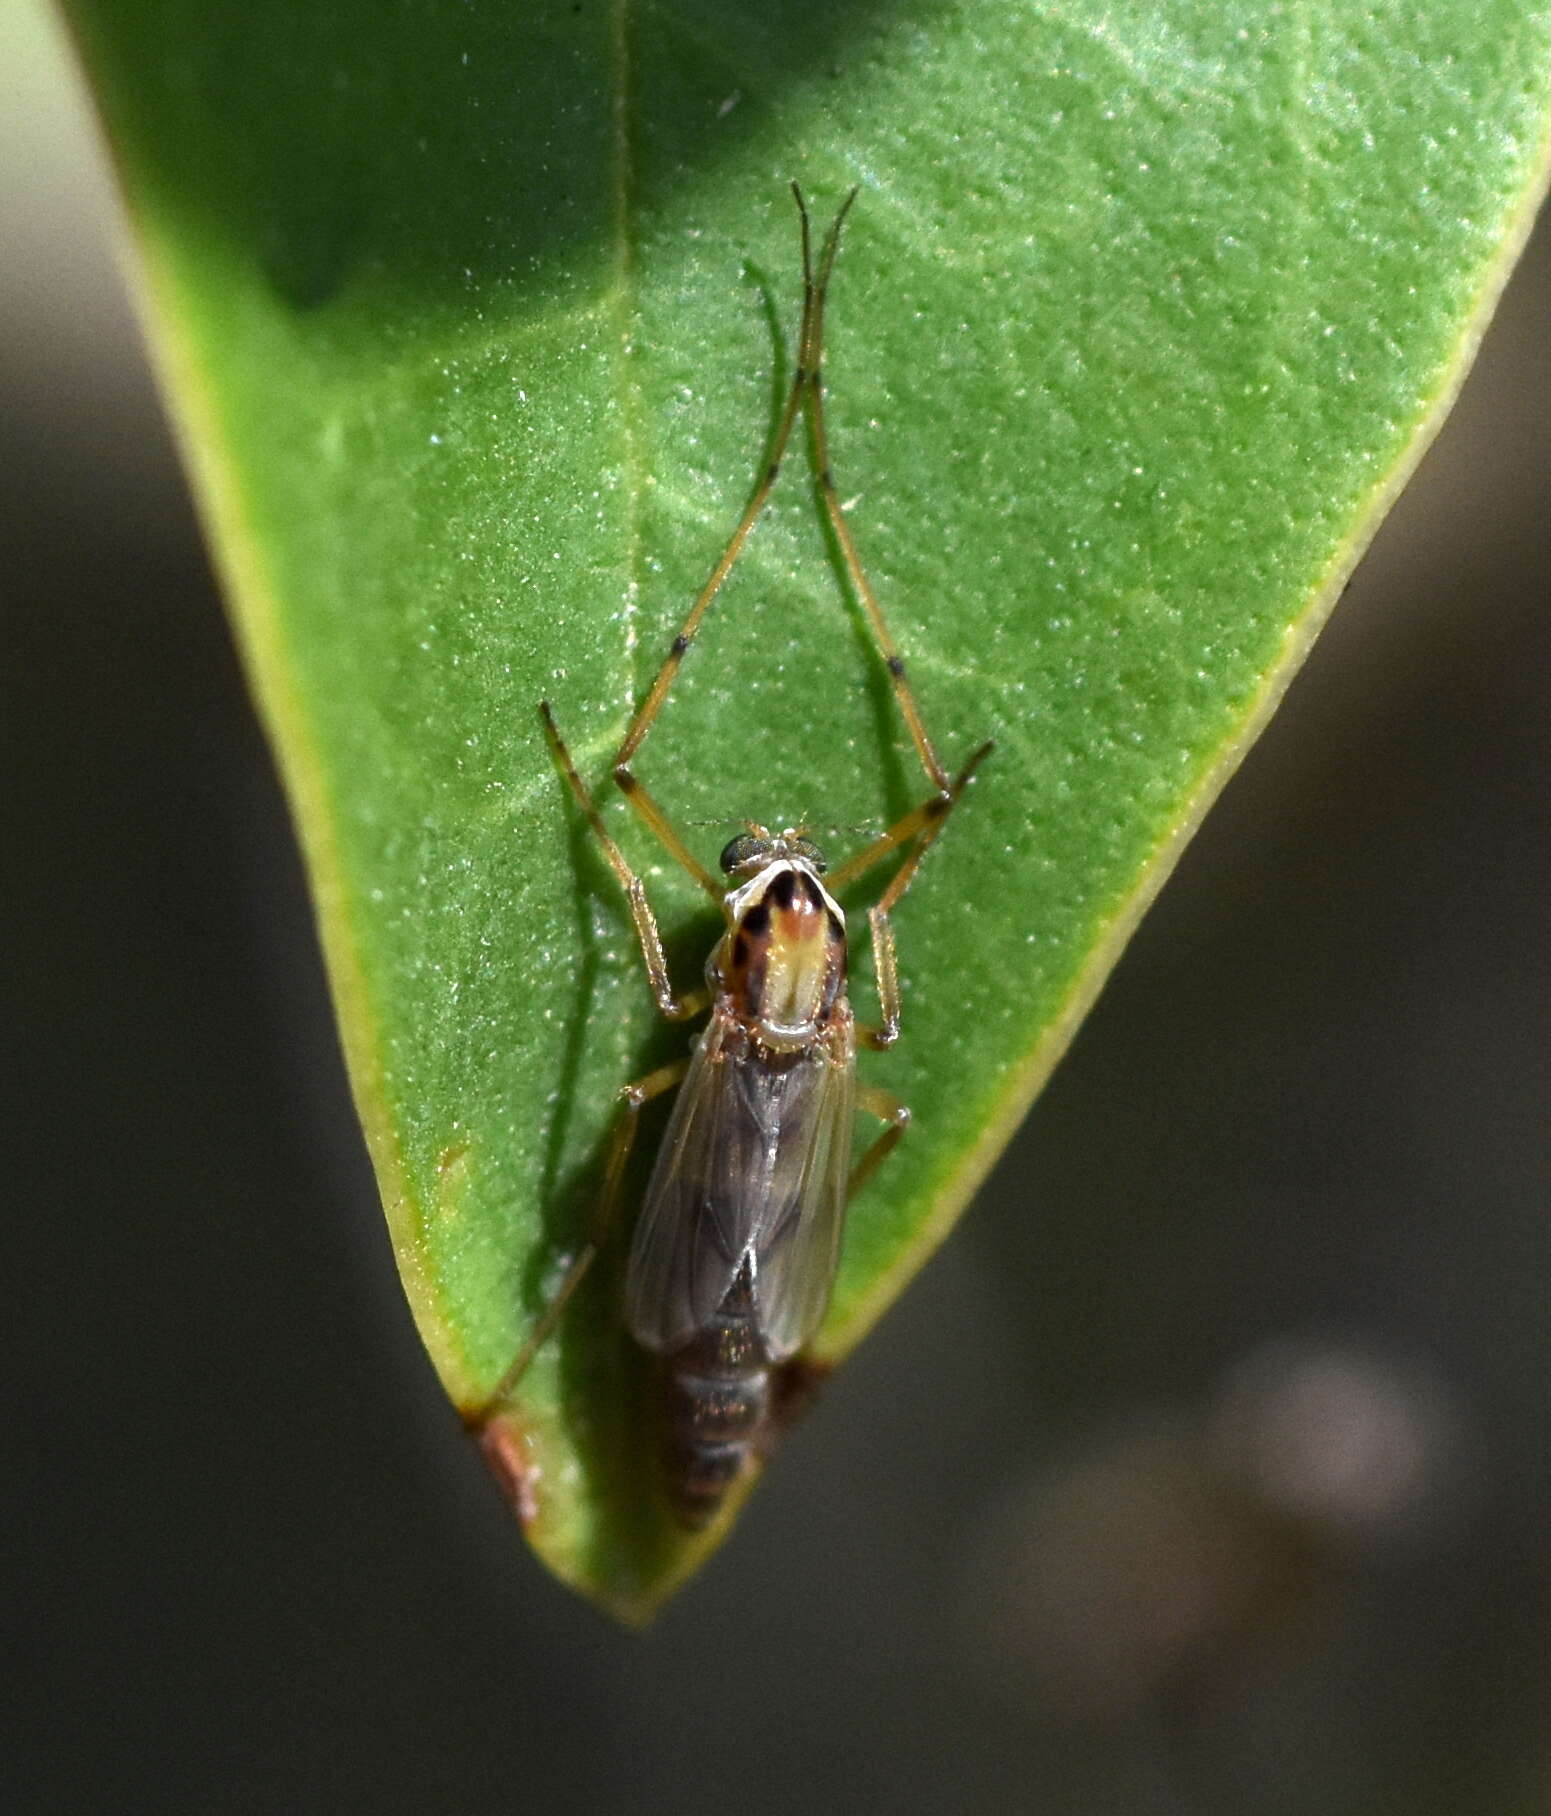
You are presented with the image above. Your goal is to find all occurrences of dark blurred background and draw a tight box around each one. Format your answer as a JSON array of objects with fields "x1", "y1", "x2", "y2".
[{"x1": 6, "y1": 8, "x2": 1551, "y2": 1812}]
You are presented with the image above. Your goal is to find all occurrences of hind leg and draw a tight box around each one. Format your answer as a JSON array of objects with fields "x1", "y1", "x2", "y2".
[{"x1": 468, "y1": 1057, "x2": 689, "y2": 1427}]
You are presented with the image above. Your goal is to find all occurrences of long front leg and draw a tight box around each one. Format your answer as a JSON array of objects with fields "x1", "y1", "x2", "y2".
[
  {"x1": 540, "y1": 702, "x2": 712, "y2": 1021},
  {"x1": 793, "y1": 186, "x2": 956, "y2": 798},
  {"x1": 609, "y1": 192, "x2": 834, "y2": 781},
  {"x1": 608, "y1": 192, "x2": 869, "y2": 895}
]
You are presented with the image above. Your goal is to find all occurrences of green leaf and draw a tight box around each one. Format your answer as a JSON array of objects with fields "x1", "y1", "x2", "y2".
[{"x1": 66, "y1": 0, "x2": 1551, "y2": 1619}]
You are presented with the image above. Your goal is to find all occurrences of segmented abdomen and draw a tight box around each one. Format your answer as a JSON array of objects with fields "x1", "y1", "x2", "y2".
[{"x1": 664, "y1": 1257, "x2": 769, "y2": 1527}]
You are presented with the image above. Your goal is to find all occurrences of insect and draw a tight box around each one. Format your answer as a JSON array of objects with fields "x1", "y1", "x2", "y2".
[{"x1": 480, "y1": 186, "x2": 992, "y2": 1526}]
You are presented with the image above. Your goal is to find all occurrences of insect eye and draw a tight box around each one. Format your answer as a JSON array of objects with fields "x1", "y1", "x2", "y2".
[
  {"x1": 789, "y1": 838, "x2": 827, "y2": 874},
  {"x1": 719, "y1": 835, "x2": 762, "y2": 874}
]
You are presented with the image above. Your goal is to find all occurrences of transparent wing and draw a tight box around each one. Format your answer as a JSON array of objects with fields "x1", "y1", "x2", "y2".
[
  {"x1": 624, "y1": 1010, "x2": 757, "y2": 1355},
  {"x1": 748, "y1": 1047, "x2": 854, "y2": 1361},
  {"x1": 624, "y1": 1007, "x2": 855, "y2": 1360}
]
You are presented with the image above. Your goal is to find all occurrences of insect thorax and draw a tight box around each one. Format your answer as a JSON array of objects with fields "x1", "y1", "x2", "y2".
[{"x1": 718, "y1": 858, "x2": 848, "y2": 1045}]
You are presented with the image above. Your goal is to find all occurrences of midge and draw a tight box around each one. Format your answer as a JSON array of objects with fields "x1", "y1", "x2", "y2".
[{"x1": 479, "y1": 186, "x2": 991, "y2": 1526}]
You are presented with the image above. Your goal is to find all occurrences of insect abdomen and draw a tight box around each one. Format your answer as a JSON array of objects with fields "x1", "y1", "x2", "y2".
[{"x1": 664, "y1": 1257, "x2": 770, "y2": 1527}]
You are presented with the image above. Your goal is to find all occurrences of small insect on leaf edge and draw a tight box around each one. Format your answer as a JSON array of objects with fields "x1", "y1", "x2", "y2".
[{"x1": 472, "y1": 186, "x2": 994, "y2": 1535}]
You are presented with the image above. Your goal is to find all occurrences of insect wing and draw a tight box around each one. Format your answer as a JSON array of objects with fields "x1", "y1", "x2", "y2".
[
  {"x1": 746, "y1": 1046, "x2": 853, "y2": 1361},
  {"x1": 624, "y1": 1011, "x2": 750, "y2": 1354},
  {"x1": 625, "y1": 1011, "x2": 855, "y2": 1360}
]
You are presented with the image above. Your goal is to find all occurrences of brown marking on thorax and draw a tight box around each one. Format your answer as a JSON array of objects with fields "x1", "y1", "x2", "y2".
[{"x1": 722, "y1": 862, "x2": 846, "y2": 1035}]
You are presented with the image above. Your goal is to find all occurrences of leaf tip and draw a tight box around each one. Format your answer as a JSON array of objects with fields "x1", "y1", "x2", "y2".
[{"x1": 471, "y1": 1411, "x2": 541, "y2": 1530}]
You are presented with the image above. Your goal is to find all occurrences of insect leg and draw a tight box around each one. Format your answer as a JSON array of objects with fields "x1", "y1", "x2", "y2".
[
  {"x1": 609, "y1": 190, "x2": 826, "y2": 786},
  {"x1": 796, "y1": 185, "x2": 956, "y2": 798},
  {"x1": 837, "y1": 739, "x2": 993, "y2": 1046},
  {"x1": 855, "y1": 905, "x2": 901, "y2": 1051},
  {"x1": 472, "y1": 1057, "x2": 690, "y2": 1422},
  {"x1": 849, "y1": 1083, "x2": 911, "y2": 1199},
  {"x1": 829, "y1": 736, "x2": 994, "y2": 896},
  {"x1": 540, "y1": 702, "x2": 712, "y2": 1021},
  {"x1": 610, "y1": 767, "x2": 722, "y2": 900}
]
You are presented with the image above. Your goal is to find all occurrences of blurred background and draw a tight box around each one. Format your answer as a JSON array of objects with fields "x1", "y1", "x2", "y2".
[{"x1": 5, "y1": 6, "x2": 1551, "y2": 1812}]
